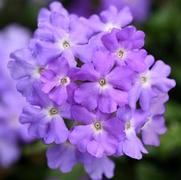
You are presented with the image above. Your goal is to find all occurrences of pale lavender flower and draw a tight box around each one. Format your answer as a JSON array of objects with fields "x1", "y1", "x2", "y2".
[
  {"x1": 0, "y1": 24, "x2": 31, "y2": 167},
  {"x1": 38, "y1": 1, "x2": 69, "y2": 28},
  {"x1": 47, "y1": 143, "x2": 78, "y2": 173},
  {"x1": 79, "y1": 153, "x2": 115, "y2": 180},
  {"x1": 141, "y1": 92, "x2": 168, "y2": 146},
  {"x1": 40, "y1": 57, "x2": 76, "y2": 105},
  {"x1": 102, "y1": 27, "x2": 146, "y2": 72},
  {"x1": 128, "y1": 55, "x2": 176, "y2": 110},
  {"x1": 69, "y1": 105, "x2": 123, "y2": 158},
  {"x1": 81, "y1": 6, "x2": 132, "y2": 35},
  {"x1": 9, "y1": 48, "x2": 45, "y2": 104},
  {"x1": 74, "y1": 51, "x2": 133, "y2": 113},
  {"x1": 47, "y1": 143, "x2": 115, "y2": 180},
  {"x1": 101, "y1": 0, "x2": 151, "y2": 22},
  {"x1": 116, "y1": 106, "x2": 148, "y2": 159},
  {"x1": 33, "y1": 3, "x2": 90, "y2": 66},
  {"x1": 20, "y1": 95, "x2": 70, "y2": 144}
]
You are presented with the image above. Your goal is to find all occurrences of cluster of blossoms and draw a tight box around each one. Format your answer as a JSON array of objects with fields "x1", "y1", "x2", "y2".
[
  {"x1": 9, "y1": 2, "x2": 175, "y2": 179},
  {"x1": 0, "y1": 25, "x2": 32, "y2": 167}
]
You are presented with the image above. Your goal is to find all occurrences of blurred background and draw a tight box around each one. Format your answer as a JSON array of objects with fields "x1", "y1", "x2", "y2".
[{"x1": 0, "y1": 0, "x2": 181, "y2": 179}]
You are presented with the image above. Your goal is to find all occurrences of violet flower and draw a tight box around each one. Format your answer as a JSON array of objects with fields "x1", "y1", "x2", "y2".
[
  {"x1": 0, "y1": 24, "x2": 31, "y2": 167},
  {"x1": 79, "y1": 152, "x2": 115, "y2": 180},
  {"x1": 81, "y1": 6, "x2": 132, "y2": 35},
  {"x1": 101, "y1": 0, "x2": 151, "y2": 22},
  {"x1": 33, "y1": 3, "x2": 90, "y2": 66},
  {"x1": 20, "y1": 94, "x2": 70, "y2": 144},
  {"x1": 116, "y1": 106, "x2": 148, "y2": 159},
  {"x1": 69, "y1": 105, "x2": 123, "y2": 158},
  {"x1": 102, "y1": 27, "x2": 146, "y2": 72},
  {"x1": 46, "y1": 143, "x2": 78, "y2": 173},
  {"x1": 47, "y1": 143, "x2": 115, "y2": 180},
  {"x1": 141, "y1": 92, "x2": 168, "y2": 146},
  {"x1": 128, "y1": 55, "x2": 176, "y2": 110},
  {"x1": 40, "y1": 57, "x2": 76, "y2": 105},
  {"x1": 74, "y1": 51, "x2": 133, "y2": 113}
]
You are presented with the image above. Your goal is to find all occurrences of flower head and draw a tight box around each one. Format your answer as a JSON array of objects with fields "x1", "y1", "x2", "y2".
[{"x1": 8, "y1": 2, "x2": 175, "y2": 179}]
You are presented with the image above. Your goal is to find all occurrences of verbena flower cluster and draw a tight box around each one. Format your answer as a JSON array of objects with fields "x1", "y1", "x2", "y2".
[
  {"x1": 0, "y1": 25, "x2": 32, "y2": 167},
  {"x1": 9, "y1": 2, "x2": 175, "y2": 179}
]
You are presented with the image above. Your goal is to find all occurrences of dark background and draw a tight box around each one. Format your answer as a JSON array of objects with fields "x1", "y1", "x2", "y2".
[{"x1": 0, "y1": 0, "x2": 181, "y2": 179}]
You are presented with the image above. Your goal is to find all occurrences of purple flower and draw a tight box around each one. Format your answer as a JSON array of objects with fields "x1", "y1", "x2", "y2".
[
  {"x1": 141, "y1": 92, "x2": 168, "y2": 146},
  {"x1": 47, "y1": 143, "x2": 115, "y2": 180},
  {"x1": 0, "y1": 90, "x2": 33, "y2": 142},
  {"x1": 102, "y1": 27, "x2": 146, "y2": 72},
  {"x1": 101, "y1": 0, "x2": 151, "y2": 22},
  {"x1": 80, "y1": 153, "x2": 115, "y2": 180},
  {"x1": 33, "y1": 3, "x2": 90, "y2": 66},
  {"x1": 75, "y1": 33, "x2": 106, "y2": 64},
  {"x1": 82, "y1": 6, "x2": 132, "y2": 34},
  {"x1": 20, "y1": 95, "x2": 70, "y2": 144},
  {"x1": 116, "y1": 106, "x2": 148, "y2": 159},
  {"x1": 128, "y1": 55, "x2": 176, "y2": 110},
  {"x1": 74, "y1": 51, "x2": 133, "y2": 113},
  {"x1": 69, "y1": 105, "x2": 123, "y2": 158},
  {"x1": 8, "y1": 48, "x2": 45, "y2": 104},
  {"x1": 0, "y1": 24, "x2": 32, "y2": 167},
  {"x1": 41, "y1": 57, "x2": 76, "y2": 105},
  {"x1": 38, "y1": 1, "x2": 69, "y2": 28},
  {"x1": 0, "y1": 26, "x2": 30, "y2": 95},
  {"x1": 46, "y1": 143, "x2": 78, "y2": 173}
]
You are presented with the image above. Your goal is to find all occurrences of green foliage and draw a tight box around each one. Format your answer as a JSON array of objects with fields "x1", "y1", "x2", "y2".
[{"x1": 48, "y1": 164, "x2": 86, "y2": 180}]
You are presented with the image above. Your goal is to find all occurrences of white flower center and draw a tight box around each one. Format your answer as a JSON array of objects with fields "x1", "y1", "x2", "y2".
[
  {"x1": 33, "y1": 66, "x2": 45, "y2": 79},
  {"x1": 43, "y1": 106, "x2": 60, "y2": 121},
  {"x1": 125, "y1": 120, "x2": 131, "y2": 130},
  {"x1": 140, "y1": 72, "x2": 151, "y2": 87},
  {"x1": 124, "y1": 120, "x2": 135, "y2": 135},
  {"x1": 117, "y1": 49, "x2": 124, "y2": 59},
  {"x1": 49, "y1": 107, "x2": 58, "y2": 116},
  {"x1": 104, "y1": 23, "x2": 118, "y2": 32},
  {"x1": 59, "y1": 76, "x2": 70, "y2": 86},
  {"x1": 62, "y1": 40, "x2": 70, "y2": 49},
  {"x1": 94, "y1": 121, "x2": 102, "y2": 131},
  {"x1": 38, "y1": 67, "x2": 45, "y2": 74},
  {"x1": 99, "y1": 78, "x2": 106, "y2": 87},
  {"x1": 57, "y1": 38, "x2": 71, "y2": 50}
]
